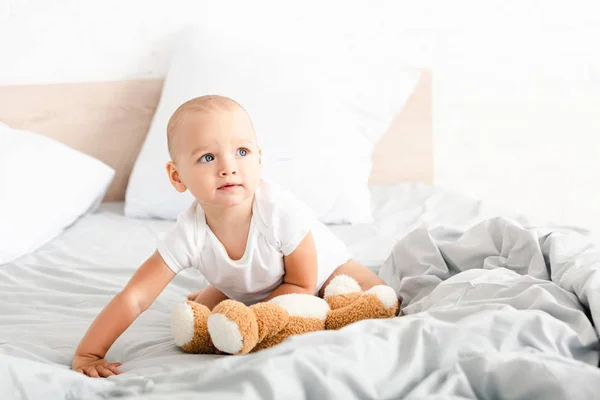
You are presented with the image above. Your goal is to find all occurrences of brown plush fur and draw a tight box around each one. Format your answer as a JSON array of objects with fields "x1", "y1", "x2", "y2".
[
  {"x1": 250, "y1": 302, "x2": 290, "y2": 342},
  {"x1": 325, "y1": 293, "x2": 397, "y2": 330},
  {"x1": 326, "y1": 292, "x2": 362, "y2": 310},
  {"x1": 252, "y1": 316, "x2": 325, "y2": 353},
  {"x1": 173, "y1": 277, "x2": 399, "y2": 356},
  {"x1": 180, "y1": 301, "x2": 215, "y2": 354},
  {"x1": 212, "y1": 300, "x2": 259, "y2": 354}
]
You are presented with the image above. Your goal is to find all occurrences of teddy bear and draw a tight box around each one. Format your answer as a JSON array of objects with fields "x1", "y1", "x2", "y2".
[{"x1": 170, "y1": 275, "x2": 399, "y2": 355}]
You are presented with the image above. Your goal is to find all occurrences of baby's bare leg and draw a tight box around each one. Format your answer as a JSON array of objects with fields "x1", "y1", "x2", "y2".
[
  {"x1": 188, "y1": 285, "x2": 229, "y2": 310},
  {"x1": 318, "y1": 259, "x2": 386, "y2": 298}
]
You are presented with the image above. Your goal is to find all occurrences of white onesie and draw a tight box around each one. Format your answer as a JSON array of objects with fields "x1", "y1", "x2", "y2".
[{"x1": 157, "y1": 179, "x2": 351, "y2": 304}]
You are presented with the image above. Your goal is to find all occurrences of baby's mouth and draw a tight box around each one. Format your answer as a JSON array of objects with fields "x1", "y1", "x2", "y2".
[{"x1": 218, "y1": 183, "x2": 242, "y2": 190}]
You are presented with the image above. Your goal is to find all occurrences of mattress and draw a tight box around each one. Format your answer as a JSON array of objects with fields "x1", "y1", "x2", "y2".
[{"x1": 1, "y1": 183, "x2": 599, "y2": 399}]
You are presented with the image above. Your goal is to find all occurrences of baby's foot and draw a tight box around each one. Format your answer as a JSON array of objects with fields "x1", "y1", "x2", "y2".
[
  {"x1": 323, "y1": 274, "x2": 362, "y2": 310},
  {"x1": 171, "y1": 300, "x2": 215, "y2": 354},
  {"x1": 325, "y1": 285, "x2": 399, "y2": 330}
]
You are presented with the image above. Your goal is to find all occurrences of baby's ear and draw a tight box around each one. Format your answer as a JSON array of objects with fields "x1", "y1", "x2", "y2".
[
  {"x1": 258, "y1": 147, "x2": 262, "y2": 164},
  {"x1": 166, "y1": 161, "x2": 187, "y2": 193}
]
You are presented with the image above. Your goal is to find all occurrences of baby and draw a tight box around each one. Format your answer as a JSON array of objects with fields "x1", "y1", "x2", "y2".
[{"x1": 72, "y1": 95, "x2": 388, "y2": 378}]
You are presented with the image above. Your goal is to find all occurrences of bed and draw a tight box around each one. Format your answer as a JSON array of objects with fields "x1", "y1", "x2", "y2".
[{"x1": 2, "y1": 70, "x2": 600, "y2": 399}]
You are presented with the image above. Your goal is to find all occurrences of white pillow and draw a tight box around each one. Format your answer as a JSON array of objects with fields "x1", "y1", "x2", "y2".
[
  {"x1": 0, "y1": 122, "x2": 115, "y2": 264},
  {"x1": 125, "y1": 15, "x2": 419, "y2": 224}
]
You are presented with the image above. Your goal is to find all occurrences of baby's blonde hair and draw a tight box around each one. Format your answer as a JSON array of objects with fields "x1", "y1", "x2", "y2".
[{"x1": 166, "y1": 95, "x2": 249, "y2": 160}]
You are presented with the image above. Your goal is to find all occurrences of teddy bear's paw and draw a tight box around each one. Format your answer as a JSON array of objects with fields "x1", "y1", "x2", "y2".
[
  {"x1": 364, "y1": 285, "x2": 399, "y2": 317},
  {"x1": 171, "y1": 300, "x2": 215, "y2": 354},
  {"x1": 208, "y1": 300, "x2": 259, "y2": 355},
  {"x1": 323, "y1": 274, "x2": 362, "y2": 310},
  {"x1": 324, "y1": 285, "x2": 399, "y2": 330}
]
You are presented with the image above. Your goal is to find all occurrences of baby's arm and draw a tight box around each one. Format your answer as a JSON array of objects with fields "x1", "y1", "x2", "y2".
[
  {"x1": 72, "y1": 250, "x2": 176, "y2": 378},
  {"x1": 264, "y1": 232, "x2": 318, "y2": 301}
]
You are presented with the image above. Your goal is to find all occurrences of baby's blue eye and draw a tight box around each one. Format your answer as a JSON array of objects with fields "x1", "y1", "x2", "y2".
[
  {"x1": 236, "y1": 148, "x2": 248, "y2": 157},
  {"x1": 199, "y1": 154, "x2": 215, "y2": 163}
]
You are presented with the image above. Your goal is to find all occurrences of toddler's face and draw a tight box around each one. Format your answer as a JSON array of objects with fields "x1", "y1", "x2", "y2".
[{"x1": 168, "y1": 108, "x2": 261, "y2": 209}]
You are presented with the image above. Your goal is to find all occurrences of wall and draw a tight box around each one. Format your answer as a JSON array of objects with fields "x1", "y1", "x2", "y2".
[
  {"x1": 1, "y1": 0, "x2": 599, "y2": 231},
  {"x1": 433, "y1": 1, "x2": 600, "y2": 230},
  {"x1": 0, "y1": 1, "x2": 433, "y2": 84}
]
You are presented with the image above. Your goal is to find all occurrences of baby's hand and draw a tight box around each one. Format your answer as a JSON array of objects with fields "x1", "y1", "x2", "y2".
[
  {"x1": 187, "y1": 289, "x2": 204, "y2": 301},
  {"x1": 72, "y1": 354, "x2": 122, "y2": 378}
]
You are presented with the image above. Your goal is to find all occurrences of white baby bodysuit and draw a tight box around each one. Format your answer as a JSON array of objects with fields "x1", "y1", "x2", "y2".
[{"x1": 157, "y1": 179, "x2": 351, "y2": 304}]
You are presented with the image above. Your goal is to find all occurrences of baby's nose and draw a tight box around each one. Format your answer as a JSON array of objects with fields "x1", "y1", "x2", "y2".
[
  {"x1": 219, "y1": 168, "x2": 236, "y2": 176},
  {"x1": 219, "y1": 161, "x2": 237, "y2": 176}
]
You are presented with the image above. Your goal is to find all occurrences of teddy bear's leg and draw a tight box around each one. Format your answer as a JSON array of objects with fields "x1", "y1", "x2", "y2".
[
  {"x1": 208, "y1": 299, "x2": 260, "y2": 355},
  {"x1": 323, "y1": 274, "x2": 363, "y2": 310},
  {"x1": 171, "y1": 300, "x2": 215, "y2": 354},
  {"x1": 252, "y1": 294, "x2": 330, "y2": 353},
  {"x1": 325, "y1": 285, "x2": 399, "y2": 330},
  {"x1": 249, "y1": 302, "x2": 290, "y2": 343},
  {"x1": 208, "y1": 300, "x2": 294, "y2": 355}
]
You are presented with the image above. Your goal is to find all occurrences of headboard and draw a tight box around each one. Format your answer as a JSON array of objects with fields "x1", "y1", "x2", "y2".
[{"x1": 0, "y1": 69, "x2": 432, "y2": 202}]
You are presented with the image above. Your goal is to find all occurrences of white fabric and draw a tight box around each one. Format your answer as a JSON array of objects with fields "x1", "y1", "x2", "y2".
[
  {"x1": 125, "y1": 12, "x2": 419, "y2": 224},
  {"x1": 157, "y1": 180, "x2": 351, "y2": 304},
  {"x1": 3, "y1": 185, "x2": 600, "y2": 398},
  {"x1": 0, "y1": 122, "x2": 115, "y2": 264}
]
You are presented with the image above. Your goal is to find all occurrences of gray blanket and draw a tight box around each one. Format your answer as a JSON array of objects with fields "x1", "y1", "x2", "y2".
[
  {"x1": 1, "y1": 216, "x2": 600, "y2": 399},
  {"x1": 379, "y1": 217, "x2": 600, "y2": 399}
]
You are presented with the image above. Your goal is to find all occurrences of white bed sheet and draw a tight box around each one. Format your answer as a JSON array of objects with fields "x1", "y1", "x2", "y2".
[{"x1": 1, "y1": 183, "x2": 596, "y2": 399}]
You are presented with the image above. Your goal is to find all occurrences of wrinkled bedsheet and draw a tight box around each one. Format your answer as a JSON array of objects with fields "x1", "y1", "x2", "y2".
[
  {"x1": 1, "y1": 184, "x2": 600, "y2": 399},
  {"x1": 379, "y1": 217, "x2": 600, "y2": 399}
]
